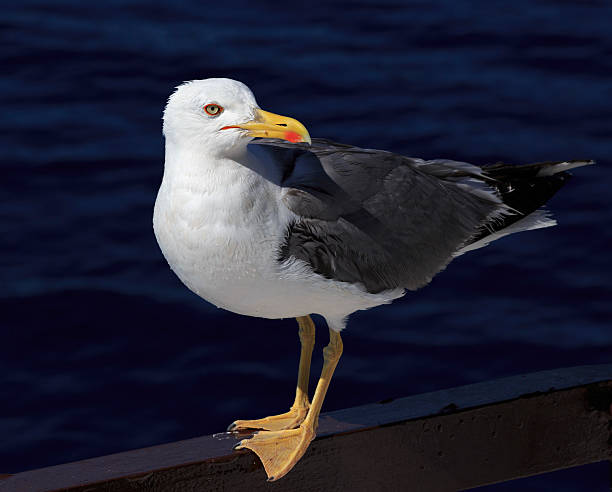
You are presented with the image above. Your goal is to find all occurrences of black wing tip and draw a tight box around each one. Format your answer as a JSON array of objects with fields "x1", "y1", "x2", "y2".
[{"x1": 482, "y1": 159, "x2": 595, "y2": 181}]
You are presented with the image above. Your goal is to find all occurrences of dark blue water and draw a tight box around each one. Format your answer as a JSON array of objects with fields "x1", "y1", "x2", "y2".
[{"x1": 2, "y1": 1, "x2": 611, "y2": 489}]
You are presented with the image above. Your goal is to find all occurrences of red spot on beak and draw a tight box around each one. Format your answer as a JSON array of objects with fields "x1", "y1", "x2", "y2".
[
  {"x1": 221, "y1": 125, "x2": 239, "y2": 130},
  {"x1": 284, "y1": 131, "x2": 302, "y2": 143}
]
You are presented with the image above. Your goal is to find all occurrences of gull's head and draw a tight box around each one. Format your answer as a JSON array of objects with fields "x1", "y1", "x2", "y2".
[{"x1": 163, "y1": 78, "x2": 310, "y2": 156}]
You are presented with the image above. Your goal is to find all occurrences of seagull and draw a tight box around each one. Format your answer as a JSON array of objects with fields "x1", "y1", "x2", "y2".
[{"x1": 153, "y1": 78, "x2": 592, "y2": 481}]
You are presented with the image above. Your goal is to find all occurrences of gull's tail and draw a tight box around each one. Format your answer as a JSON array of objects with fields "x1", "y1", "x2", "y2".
[{"x1": 455, "y1": 159, "x2": 594, "y2": 255}]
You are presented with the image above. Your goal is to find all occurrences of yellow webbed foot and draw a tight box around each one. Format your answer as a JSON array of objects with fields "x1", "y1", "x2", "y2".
[
  {"x1": 234, "y1": 425, "x2": 315, "y2": 481},
  {"x1": 227, "y1": 405, "x2": 309, "y2": 432},
  {"x1": 230, "y1": 319, "x2": 340, "y2": 481}
]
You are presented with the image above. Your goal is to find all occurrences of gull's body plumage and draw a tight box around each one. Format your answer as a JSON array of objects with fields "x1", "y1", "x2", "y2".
[
  {"x1": 153, "y1": 143, "x2": 400, "y2": 331},
  {"x1": 153, "y1": 78, "x2": 592, "y2": 480}
]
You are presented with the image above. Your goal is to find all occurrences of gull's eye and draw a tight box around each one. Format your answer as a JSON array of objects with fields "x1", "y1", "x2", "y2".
[{"x1": 204, "y1": 103, "x2": 223, "y2": 116}]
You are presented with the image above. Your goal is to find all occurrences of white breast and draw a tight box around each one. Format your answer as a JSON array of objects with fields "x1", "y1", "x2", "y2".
[{"x1": 154, "y1": 154, "x2": 287, "y2": 311}]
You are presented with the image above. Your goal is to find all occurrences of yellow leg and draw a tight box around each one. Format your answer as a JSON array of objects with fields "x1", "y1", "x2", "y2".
[
  {"x1": 228, "y1": 315, "x2": 315, "y2": 432},
  {"x1": 235, "y1": 327, "x2": 343, "y2": 481}
]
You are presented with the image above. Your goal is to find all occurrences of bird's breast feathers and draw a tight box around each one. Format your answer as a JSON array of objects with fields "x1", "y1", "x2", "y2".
[{"x1": 154, "y1": 165, "x2": 285, "y2": 280}]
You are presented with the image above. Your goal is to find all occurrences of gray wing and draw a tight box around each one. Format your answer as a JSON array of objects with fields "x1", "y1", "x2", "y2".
[{"x1": 248, "y1": 138, "x2": 505, "y2": 294}]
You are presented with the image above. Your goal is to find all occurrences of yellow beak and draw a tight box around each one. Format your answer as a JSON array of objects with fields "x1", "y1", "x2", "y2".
[{"x1": 224, "y1": 108, "x2": 311, "y2": 144}]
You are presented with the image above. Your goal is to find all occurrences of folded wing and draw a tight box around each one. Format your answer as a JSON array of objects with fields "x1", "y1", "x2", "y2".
[{"x1": 248, "y1": 138, "x2": 592, "y2": 294}]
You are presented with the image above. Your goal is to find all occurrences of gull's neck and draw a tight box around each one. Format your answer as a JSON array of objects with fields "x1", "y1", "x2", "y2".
[{"x1": 162, "y1": 137, "x2": 251, "y2": 181}]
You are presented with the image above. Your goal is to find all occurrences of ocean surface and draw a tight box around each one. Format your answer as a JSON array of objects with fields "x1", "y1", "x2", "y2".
[{"x1": 1, "y1": 0, "x2": 611, "y2": 489}]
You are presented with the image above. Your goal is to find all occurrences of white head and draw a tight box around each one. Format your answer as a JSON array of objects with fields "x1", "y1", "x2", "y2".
[{"x1": 163, "y1": 78, "x2": 310, "y2": 157}]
